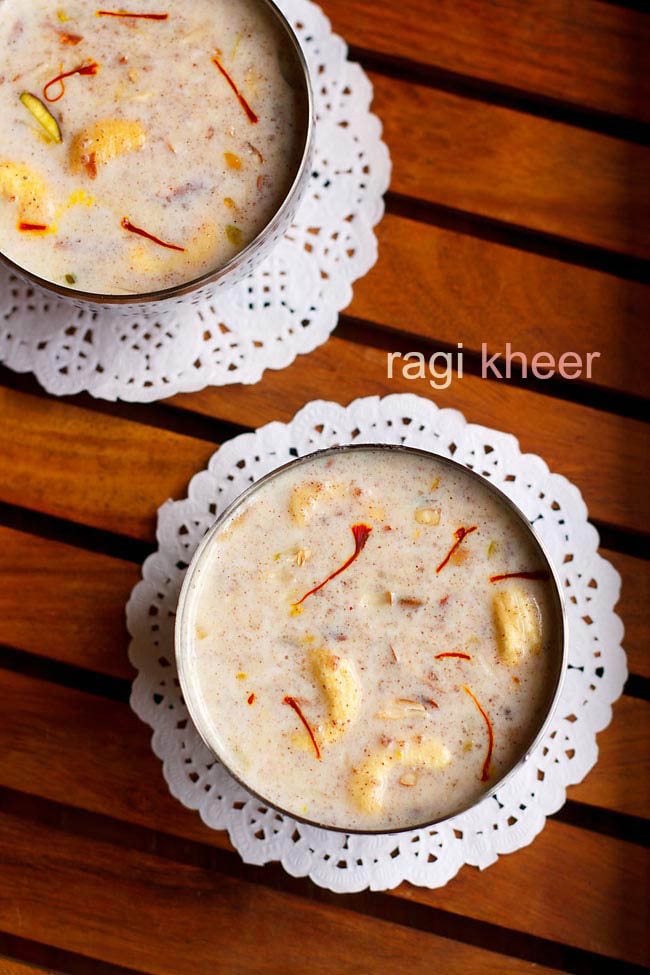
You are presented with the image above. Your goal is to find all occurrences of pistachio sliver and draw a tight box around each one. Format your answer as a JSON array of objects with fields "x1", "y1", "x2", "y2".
[
  {"x1": 225, "y1": 223, "x2": 243, "y2": 246},
  {"x1": 20, "y1": 92, "x2": 62, "y2": 144}
]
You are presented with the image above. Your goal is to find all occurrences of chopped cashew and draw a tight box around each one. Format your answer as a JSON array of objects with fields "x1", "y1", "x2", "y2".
[
  {"x1": 493, "y1": 587, "x2": 542, "y2": 665},
  {"x1": 312, "y1": 647, "x2": 361, "y2": 744},
  {"x1": 288, "y1": 480, "x2": 345, "y2": 526},
  {"x1": 288, "y1": 481, "x2": 385, "y2": 526},
  {"x1": 293, "y1": 647, "x2": 361, "y2": 751},
  {"x1": 70, "y1": 118, "x2": 146, "y2": 178},
  {"x1": 350, "y1": 738, "x2": 451, "y2": 814},
  {"x1": 0, "y1": 161, "x2": 52, "y2": 222}
]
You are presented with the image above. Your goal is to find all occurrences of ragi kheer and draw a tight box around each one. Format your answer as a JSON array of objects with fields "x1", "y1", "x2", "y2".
[
  {"x1": 0, "y1": 0, "x2": 306, "y2": 294},
  {"x1": 179, "y1": 448, "x2": 562, "y2": 832}
]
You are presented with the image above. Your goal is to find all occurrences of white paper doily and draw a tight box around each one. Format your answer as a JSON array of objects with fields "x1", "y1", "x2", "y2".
[
  {"x1": 126, "y1": 394, "x2": 627, "y2": 893},
  {"x1": 0, "y1": 0, "x2": 389, "y2": 402}
]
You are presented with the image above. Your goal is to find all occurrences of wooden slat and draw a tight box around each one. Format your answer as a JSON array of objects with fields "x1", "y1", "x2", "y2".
[
  {"x1": 0, "y1": 387, "x2": 214, "y2": 542},
  {"x1": 396, "y1": 817, "x2": 650, "y2": 968},
  {"x1": 570, "y1": 696, "x2": 650, "y2": 818},
  {"x1": 2, "y1": 666, "x2": 644, "y2": 826},
  {"x1": 1, "y1": 525, "x2": 645, "y2": 680},
  {"x1": 0, "y1": 962, "x2": 57, "y2": 975},
  {"x1": 606, "y1": 549, "x2": 650, "y2": 680},
  {"x1": 0, "y1": 527, "x2": 138, "y2": 681},
  {"x1": 322, "y1": 0, "x2": 650, "y2": 124},
  {"x1": 370, "y1": 74, "x2": 650, "y2": 258},
  {"x1": 0, "y1": 809, "x2": 558, "y2": 975},
  {"x1": 0, "y1": 670, "x2": 223, "y2": 850},
  {"x1": 171, "y1": 337, "x2": 650, "y2": 535},
  {"x1": 0, "y1": 355, "x2": 647, "y2": 541},
  {"x1": 0, "y1": 669, "x2": 646, "y2": 965},
  {"x1": 349, "y1": 214, "x2": 650, "y2": 399},
  {"x1": 0, "y1": 527, "x2": 645, "y2": 820}
]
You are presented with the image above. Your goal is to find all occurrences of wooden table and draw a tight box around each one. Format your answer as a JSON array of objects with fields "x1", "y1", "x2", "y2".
[{"x1": 1, "y1": 2, "x2": 649, "y2": 973}]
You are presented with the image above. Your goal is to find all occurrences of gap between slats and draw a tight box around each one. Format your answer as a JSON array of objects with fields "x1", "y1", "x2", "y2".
[
  {"x1": 383, "y1": 194, "x2": 650, "y2": 284},
  {"x1": 0, "y1": 788, "x2": 646, "y2": 975},
  {"x1": 0, "y1": 936, "x2": 146, "y2": 975},
  {"x1": 318, "y1": 0, "x2": 650, "y2": 127},
  {"x1": 0, "y1": 643, "x2": 645, "y2": 840},
  {"x1": 337, "y1": 317, "x2": 649, "y2": 423},
  {"x1": 349, "y1": 46, "x2": 650, "y2": 146}
]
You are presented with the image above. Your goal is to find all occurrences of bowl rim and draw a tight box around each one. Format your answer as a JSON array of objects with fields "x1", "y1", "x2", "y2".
[
  {"x1": 175, "y1": 442, "x2": 568, "y2": 836},
  {"x1": 0, "y1": 0, "x2": 314, "y2": 306}
]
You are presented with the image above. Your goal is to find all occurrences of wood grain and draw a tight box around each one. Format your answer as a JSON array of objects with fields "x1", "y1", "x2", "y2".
[
  {"x1": 0, "y1": 3, "x2": 645, "y2": 971},
  {"x1": 1, "y1": 352, "x2": 645, "y2": 543},
  {"x1": 0, "y1": 387, "x2": 215, "y2": 542},
  {"x1": 1, "y1": 668, "x2": 643, "y2": 826},
  {"x1": 606, "y1": 549, "x2": 650, "y2": 680},
  {"x1": 396, "y1": 817, "x2": 650, "y2": 967},
  {"x1": 349, "y1": 214, "x2": 650, "y2": 399},
  {"x1": 0, "y1": 669, "x2": 645, "y2": 965},
  {"x1": 1, "y1": 525, "x2": 645, "y2": 681},
  {"x1": 321, "y1": 0, "x2": 650, "y2": 124},
  {"x1": 0, "y1": 808, "x2": 560, "y2": 975},
  {"x1": 0, "y1": 962, "x2": 57, "y2": 975},
  {"x1": 0, "y1": 527, "x2": 138, "y2": 681},
  {"x1": 569, "y1": 696, "x2": 650, "y2": 818},
  {"x1": 171, "y1": 337, "x2": 650, "y2": 535},
  {"x1": 370, "y1": 74, "x2": 650, "y2": 258}
]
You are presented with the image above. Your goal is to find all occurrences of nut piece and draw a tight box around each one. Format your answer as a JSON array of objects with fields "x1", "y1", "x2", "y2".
[
  {"x1": 399, "y1": 771, "x2": 417, "y2": 787},
  {"x1": 20, "y1": 92, "x2": 62, "y2": 143},
  {"x1": 294, "y1": 548, "x2": 311, "y2": 566},
  {"x1": 288, "y1": 480, "x2": 340, "y2": 525},
  {"x1": 378, "y1": 698, "x2": 427, "y2": 720},
  {"x1": 350, "y1": 738, "x2": 451, "y2": 814},
  {"x1": 312, "y1": 648, "x2": 361, "y2": 744},
  {"x1": 0, "y1": 161, "x2": 52, "y2": 223},
  {"x1": 70, "y1": 118, "x2": 146, "y2": 178},
  {"x1": 293, "y1": 648, "x2": 361, "y2": 751},
  {"x1": 493, "y1": 587, "x2": 542, "y2": 665},
  {"x1": 288, "y1": 480, "x2": 385, "y2": 526},
  {"x1": 415, "y1": 507, "x2": 441, "y2": 525}
]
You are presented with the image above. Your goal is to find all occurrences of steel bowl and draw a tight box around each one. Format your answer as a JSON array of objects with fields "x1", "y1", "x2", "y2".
[
  {"x1": 0, "y1": 0, "x2": 314, "y2": 315},
  {"x1": 175, "y1": 444, "x2": 567, "y2": 835}
]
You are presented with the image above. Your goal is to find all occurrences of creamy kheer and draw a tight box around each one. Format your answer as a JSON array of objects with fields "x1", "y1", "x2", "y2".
[
  {"x1": 179, "y1": 448, "x2": 562, "y2": 831},
  {"x1": 0, "y1": 0, "x2": 307, "y2": 293}
]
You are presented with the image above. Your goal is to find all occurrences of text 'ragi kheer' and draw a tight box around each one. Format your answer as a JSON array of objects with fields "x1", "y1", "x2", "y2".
[
  {"x1": 0, "y1": 0, "x2": 307, "y2": 294},
  {"x1": 178, "y1": 447, "x2": 563, "y2": 832}
]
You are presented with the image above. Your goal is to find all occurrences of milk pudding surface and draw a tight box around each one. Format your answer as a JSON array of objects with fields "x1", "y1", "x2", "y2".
[
  {"x1": 0, "y1": 0, "x2": 306, "y2": 294},
  {"x1": 181, "y1": 448, "x2": 562, "y2": 831}
]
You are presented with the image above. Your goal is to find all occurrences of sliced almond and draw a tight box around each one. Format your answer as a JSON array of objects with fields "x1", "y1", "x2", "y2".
[
  {"x1": 70, "y1": 118, "x2": 146, "y2": 178},
  {"x1": 378, "y1": 698, "x2": 427, "y2": 720},
  {"x1": 294, "y1": 548, "x2": 311, "y2": 566}
]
